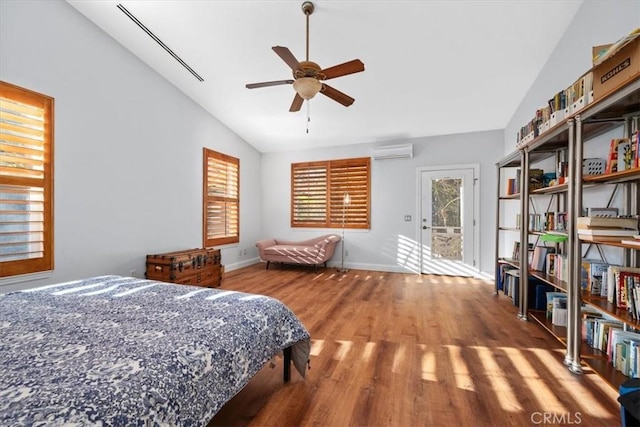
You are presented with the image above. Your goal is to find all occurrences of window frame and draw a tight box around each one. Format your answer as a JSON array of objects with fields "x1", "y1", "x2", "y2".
[
  {"x1": 202, "y1": 148, "x2": 239, "y2": 247},
  {"x1": 291, "y1": 157, "x2": 370, "y2": 229},
  {"x1": 0, "y1": 81, "x2": 55, "y2": 278}
]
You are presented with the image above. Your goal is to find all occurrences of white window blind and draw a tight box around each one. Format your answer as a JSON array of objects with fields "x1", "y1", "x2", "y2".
[
  {"x1": 203, "y1": 149, "x2": 239, "y2": 246},
  {"x1": 0, "y1": 81, "x2": 54, "y2": 277}
]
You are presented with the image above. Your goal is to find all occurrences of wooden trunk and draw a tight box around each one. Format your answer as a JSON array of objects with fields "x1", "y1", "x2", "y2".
[{"x1": 145, "y1": 248, "x2": 222, "y2": 288}]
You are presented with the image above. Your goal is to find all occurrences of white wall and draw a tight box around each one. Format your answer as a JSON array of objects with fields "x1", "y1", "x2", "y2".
[
  {"x1": 0, "y1": 0, "x2": 262, "y2": 291},
  {"x1": 261, "y1": 130, "x2": 503, "y2": 276},
  {"x1": 504, "y1": 0, "x2": 640, "y2": 154}
]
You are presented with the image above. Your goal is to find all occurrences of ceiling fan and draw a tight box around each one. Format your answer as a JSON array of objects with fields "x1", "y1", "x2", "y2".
[{"x1": 246, "y1": 1, "x2": 365, "y2": 112}]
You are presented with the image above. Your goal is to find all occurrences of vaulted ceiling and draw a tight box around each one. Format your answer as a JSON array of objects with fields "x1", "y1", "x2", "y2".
[{"x1": 67, "y1": 0, "x2": 583, "y2": 153}]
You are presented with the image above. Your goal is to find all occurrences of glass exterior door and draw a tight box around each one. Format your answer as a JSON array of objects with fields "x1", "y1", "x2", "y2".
[{"x1": 420, "y1": 168, "x2": 475, "y2": 275}]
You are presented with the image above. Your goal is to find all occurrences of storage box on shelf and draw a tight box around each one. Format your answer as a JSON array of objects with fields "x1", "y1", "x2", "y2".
[{"x1": 593, "y1": 30, "x2": 640, "y2": 101}]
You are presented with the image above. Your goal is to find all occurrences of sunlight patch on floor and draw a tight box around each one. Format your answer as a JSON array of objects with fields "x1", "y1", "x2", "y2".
[
  {"x1": 310, "y1": 339, "x2": 325, "y2": 357},
  {"x1": 500, "y1": 346, "x2": 567, "y2": 413},
  {"x1": 471, "y1": 346, "x2": 523, "y2": 412},
  {"x1": 445, "y1": 345, "x2": 476, "y2": 392},
  {"x1": 419, "y1": 344, "x2": 438, "y2": 381},
  {"x1": 527, "y1": 347, "x2": 616, "y2": 419},
  {"x1": 334, "y1": 340, "x2": 352, "y2": 361},
  {"x1": 362, "y1": 342, "x2": 376, "y2": 363},
  {"x1": 392, "y1": 343, "x2": 407, "y2": 374}
]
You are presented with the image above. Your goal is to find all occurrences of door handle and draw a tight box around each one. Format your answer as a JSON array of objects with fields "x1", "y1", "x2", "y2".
[{"x1": 422, "y1": 226, "x2": 430, "y2": 230}]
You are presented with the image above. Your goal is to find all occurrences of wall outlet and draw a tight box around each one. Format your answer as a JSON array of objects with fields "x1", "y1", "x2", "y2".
[
  {"x1": 345, "y1": 250, "x2": 349, "y2": 258},
  {"x1": 129, "y1": 269, "x2": 137, "y2": 278}
]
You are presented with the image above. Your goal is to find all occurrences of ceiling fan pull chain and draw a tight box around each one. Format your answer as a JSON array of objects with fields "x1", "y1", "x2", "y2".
[{"x1": 306, "y1": 101, "x2": 311, "y2": 134}]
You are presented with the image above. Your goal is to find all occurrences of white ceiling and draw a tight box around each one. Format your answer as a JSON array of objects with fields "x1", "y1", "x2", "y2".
[{"x1": 67, "y1": 0, "x2": 583, "y2": 153}]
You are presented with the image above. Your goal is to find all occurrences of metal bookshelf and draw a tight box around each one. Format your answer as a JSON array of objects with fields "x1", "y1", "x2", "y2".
[{"x1": 495, "y1": 75, "x2": 640, "y2": 390}]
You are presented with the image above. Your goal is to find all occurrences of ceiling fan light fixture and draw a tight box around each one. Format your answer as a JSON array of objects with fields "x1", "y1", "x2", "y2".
[{"x1": 293, "y1": 77, "x2": 322, "y2": 100}]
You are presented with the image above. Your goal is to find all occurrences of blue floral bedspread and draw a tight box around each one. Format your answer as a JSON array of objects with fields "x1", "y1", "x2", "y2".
[{"x1": 0, "y1": 275, "x2": 311, "y2": 426}]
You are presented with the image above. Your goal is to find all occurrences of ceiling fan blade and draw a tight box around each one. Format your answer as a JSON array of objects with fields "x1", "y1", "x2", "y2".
[
  {"x1": 272, "y1": 46, "x2": 301, "y2": 71},
  {"x1": 320, "y1": 84, "x2": 355, "y2": 107},
  {"x1": 320, "y1": 59, "x2": 365, "y2": 80},
  {"x1": 246, "y1": 79, "x2": 294, "y2": 89},
  {"x1": 289, "y1": 93, "x2": 304, "y2": 112}
]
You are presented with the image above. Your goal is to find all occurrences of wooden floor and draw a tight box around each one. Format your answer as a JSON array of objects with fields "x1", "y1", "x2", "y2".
[{"x1": 210, "y1": 264, "x2": 620, "y2": 426}]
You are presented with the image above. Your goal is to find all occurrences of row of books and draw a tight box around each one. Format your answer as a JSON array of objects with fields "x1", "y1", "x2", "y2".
[
  {"x1": 506, "y1": 168, "x2": 545, "y2": 195},
  {"x1": 605, "y1": 132, "x2": 640, "y2": 174},
  {"x1": 530, "y1": 246, "x2": 554, "y2": 272},
  {"x1": 516, "y1": 72, "x2": 594, "y2": 147},
  {"x1": 515, "y1": 212, "x2": 567, "y2": 232},
  {"x1": 583, "y1": 314, "x2": 640, "y2": 378},
  {"x1": 581, "y1": 262, "x2": 640, "y2": 319}
]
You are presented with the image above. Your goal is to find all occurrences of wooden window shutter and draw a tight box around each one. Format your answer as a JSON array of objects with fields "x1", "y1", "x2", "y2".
[
  {"x1": 203, "y1": 149, "x2": 239, "y2": 246},
  {"x1": 0, "y1": 81, "x2": 54, "y2": 277},
  {"x1": 329, "y1": 157, "x2": 370, "y2": 229},
  {"x1": 291, "y1": 162, "x2": 328, "y2": 227},
  {"x1": 291, "y1": 157, "x2": 370, "y2": 229}
]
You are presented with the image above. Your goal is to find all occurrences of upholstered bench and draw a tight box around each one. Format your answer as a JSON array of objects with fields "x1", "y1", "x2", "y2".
[{"x1": 255, "y1": 234, "x2": 341, "y2": 269}]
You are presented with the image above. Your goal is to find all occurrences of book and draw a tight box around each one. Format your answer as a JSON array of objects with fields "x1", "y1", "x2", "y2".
[
  {"x1": 545, "y1": 253, "x2": 556, "y2": 276},
  {"x1": 552, "y1": 296, "x2": 568, "y2": 326},
  {"x1": 581, "y1": 260, "x2": 591, "y2": 292},
  {"x1": 579, "y1": 234, "x2": 631, "y2": 242},
  {"x1": 589, "y1": 262, "x2": 608, "y2": 295},
  {"x1": 618, "y1": 139, "x2": 633, "y2": 171},
  {"x1": 576, "y1": 216, "x2": 639, "y2": 229},
  {"x1": 577, "y1": 228, "x2": 638, "y2": 237},
  {"x1": 546, "y1": 292, "x2": 566, "y2": 320}
]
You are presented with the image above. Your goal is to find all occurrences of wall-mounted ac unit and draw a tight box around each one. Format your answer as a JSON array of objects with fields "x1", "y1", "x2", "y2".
[{"x1": 372, "y1": 143, "x2": 413, "y2": 160}]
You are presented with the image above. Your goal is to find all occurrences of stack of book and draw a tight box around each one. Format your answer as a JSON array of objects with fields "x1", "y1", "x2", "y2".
[{"x1": 577, "y1": 216, "x2": 639, "y2": 242}]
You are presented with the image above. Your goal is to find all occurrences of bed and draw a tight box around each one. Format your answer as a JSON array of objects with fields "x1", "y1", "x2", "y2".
[{"x1": 0, "y1": 275, "x2": 311, "y2": 425}]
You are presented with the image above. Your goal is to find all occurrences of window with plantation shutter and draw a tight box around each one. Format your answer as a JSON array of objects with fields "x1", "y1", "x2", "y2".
[
  {"x1": 0, "y1": 81, "x2": 54, "y2": 278},
  {"x1": 203, "y1": 148, "x2": 239, "y2": 246},
  {"x1": 291, "y1": 157, "x2": 370, "y2": 229}
]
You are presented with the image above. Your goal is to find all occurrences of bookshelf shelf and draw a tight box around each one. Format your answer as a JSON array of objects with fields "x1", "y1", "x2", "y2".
[
  {"x1": 582, "y1": 293, "x2": 640, "y2": 328},
  {"x1": 498, "y1": 258, "x2": 519, "y2": 270},
  {"x1": 499, "y1": 194, "x2": 520, "y2": 200},
  {"x1": 579, "y1": 238, "x2": 637, "y2": 249},
  {"x1": 498, "y1": 226, "x2": 520, "y2": 232},
  {"x1": 531, "y1": 183, "x2": 569, "y2": 195},
  {"x1": 529, "y1": 270, "x2": 568, "y2": 292},
  {"x1": 583, "y1": 168, "x2": 640, "y2": 184},
  {"x1": 583, "y1": 357, "x2": 630, "y2": 391},
  {"x1": 528, "y1": 310, "x2": 605, "y2": 359}
]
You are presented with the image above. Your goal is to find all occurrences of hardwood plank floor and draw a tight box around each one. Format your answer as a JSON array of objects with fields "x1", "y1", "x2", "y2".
[{"x1": 209, "y1": 264, "x2": 620, "y2": 426}]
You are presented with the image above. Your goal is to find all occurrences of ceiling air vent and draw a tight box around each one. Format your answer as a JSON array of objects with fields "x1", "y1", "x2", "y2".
[
  {"x1": 372, "y1": 144, "x2": 413, "y2": 160},
  {"x1": 117, "y1": 4, "x2": 204, "y2": 82}
]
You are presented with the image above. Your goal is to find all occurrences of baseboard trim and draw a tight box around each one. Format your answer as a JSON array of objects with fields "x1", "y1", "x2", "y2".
[{"x1": 227, "y1": 259, "x2": 492, "y2": 280}]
